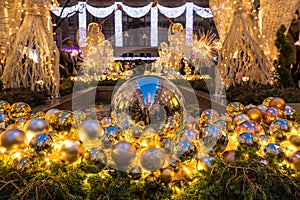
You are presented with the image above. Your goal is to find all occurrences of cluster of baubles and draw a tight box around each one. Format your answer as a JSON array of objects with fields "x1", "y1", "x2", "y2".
[{"x1": 0, "y1": 96, "x2": 299, "y2": 184}]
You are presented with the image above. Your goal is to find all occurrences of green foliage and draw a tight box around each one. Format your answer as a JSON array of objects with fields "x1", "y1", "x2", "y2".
[
  {"x1": 181, "y1": 146, "x2": 300, "y2": 200},
  {"x1": 1, "y1": 146, "x2": 300, "y2": 200},
  {"x1": 274, "y1": 25, "x2": 295, "y2": 88},
  {"x1": 226, "y1": 85, "x2": 300, "y2": 105},
  {"x1": 0, "y1": 88, "x2": 48, "y2": 107}
]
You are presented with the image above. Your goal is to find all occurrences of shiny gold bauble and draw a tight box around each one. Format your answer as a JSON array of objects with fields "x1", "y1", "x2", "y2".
[
  {"x1": 140, "y1": 147, "x2": 165, "y2": 171},
  {"x1": 24, "y1": 118, "x2": 49, "y2": 142},
  {"x1": 269, "y1": 97, "x2": 286, "y2": 110},
  {"x1": 29, "y1": 133, "x2": 53, "y2": 152},
  {"x1": 85, "y1": 148, "x2": 107, "y2": 164},
  {"x1": 100, "y1": 117, "x2": 113, "y2": 128},
  {"x1": 177, "y1": 128, "x2": 199, "y2": 142},
  {"x1": 49, "y1": 110, "x2": 74, "y2": 131},
  {"x1": 290, "y1": 135, "x2": 300, "y2": 147},
  {"x1": 111, "y1": 141, "x2": 136, "y2": 168},
  {"x1": 78, "y1": 120, "x2": 104, "y2": 149},
  {"x1": 262, "y1": 97, "x2": 274, "y2": 107},
  {"x1": 0, "y1": 100, "x2": 10, "y2": 114},
  {"x1": 257, "y1": 104, "x2": 268, "y2": 113},
  {"x1": 34, "y1": 111, "x2": 45, "y2": 119},
  {"x1": 199, "y1": 114, "x2": 219, "y2": 128},
  {"x1": 285, "y1": 105, "x2": 296, "y2": 121},
  {"x1": 160, "y1": 167, "x2": 175, "y2": 184},
  {"x1": 58, "y1": 140, "x2": 84, "y2": 164},
  {"x1": 0, "y1": 129, "x2": 27, "y2": 152},
  {"x1": 235, "y1": 121, "x2": 265, "y2": 136},
  {"x1": 246, "y1": 107, "x2": 263, "y2": 122},
  {"x1": 233, "y1": 114, "x2": 250, "y2": 126},
  {"x1": 269, "y1": 119, "x2": 291, "y2": 142},
  {"x1": 45, "y1": 108, "x2": 60, "y2": 122},
  {"x1": 10, "y1": 102, "x2": 31, "y2": 122},
  {"x1": 226, "y1": 102, "x2": 245, "y2": 117},
  {"x1": 201, "y1": 109, "x2": 220, "y2": 118},
  {"x1": 263, "y1": 107, "x2": 282, "y2": 124},
  {"x1": 173, "y1": 139, "x2": 197, "y2": 163},
  {"x1": 73, "y1": 110, "x2": 87, "y2": 127},
  {"x1": 201, "y1": 124, "x2": 222, "y2": 148}
]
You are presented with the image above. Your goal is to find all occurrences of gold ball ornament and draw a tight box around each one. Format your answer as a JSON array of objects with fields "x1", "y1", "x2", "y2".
[
  {"x1": 160, "y1": 167, "x2": 175, "y2": 184},
  {"x1": 111, "y1": 141, "x2": 136, "y2": 168},
  {"x1": 235, "y1": 121, "x2": 265, "y2": 136},
  {"x1": 246, "y1": 107, "x2": 263, "y2": 122},
  {"x1": 58, "y1": 140, "x2": 84, "y2": 164},
  {"x1": 257, "y1": 104, "x2": 268, "y2": 113},
  {"x1": 262, "y1": 97, "x2": 274, "y2": 107},
  {"x1": 263, "y1": 107, "x2": 282, "y2": 124},
  {"x1": 201, "y1": 124, "x2": 222, "y2": 148},
  {"x1": 49, "y1": 110, "x2": 74, "y2": 132},
  {"x1": 269, "y1": 97, "x2": 286, "y2": 110},
  {"x1": 29, "y1": 133, "x2": 53, "y2": 152},
  {"x1": 140, "y1": 147, "x2": 165, "y2": 171},
  {"x1": 284, "y1": 105, "x2": 296, "y2": 121},
  {"x1": 45, "y1": 108, "x2": 60, "y2": 122},
  {"x1": 10, "y1": 102, "x2": 31, "y2": 122},
  {"x1": 199, "y1": 114, "x2": 219, "y2": 128},
  {"x1": 78, "y1": 120, "x2": 104, "y2": 149},
  {"x1": 34, "y1": 111, "x2": 45, "y2": 119},
  {"x1": 289, "y1": 135, "x2": 300, "y2": 147},
  {"x1": 226, "y1": 102, "x2": 245, "y2": 117},
  {"x1": 233, "y1": 114, "x2": 250, "y2": 126},
  {"x1": 0, "y1": 129, "x2": 27, "y2": 152},
  {"x1": 269, "y1": 119, "x2": 291, "y2": 142},
  {"x1": 173, "y1": 139, "x2": 197, "y2": 163},
  {"x1": 0, "y1": 100, "x2": 10, "y2": 114},
  {"x1": 73, "y1": 110, "x2": 87, "y2": 127},
  {"x1": 201, "y1": 109, "x2": 220, "y2": 118},
  {"x1": 24, "y1": 118, "x2": 49, "y2": 142}
]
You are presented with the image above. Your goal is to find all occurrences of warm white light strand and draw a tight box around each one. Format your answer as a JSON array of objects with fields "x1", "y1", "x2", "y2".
[{"x1": 151, "y1": 6, "x2": 158, "y2": 47}]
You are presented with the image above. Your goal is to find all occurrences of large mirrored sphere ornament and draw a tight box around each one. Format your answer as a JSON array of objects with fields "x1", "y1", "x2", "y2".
[
  {"x1": 78, "y1": 120, "x2": 104, "y2": 149},
  {"x1": 0, "y1": 129, "x2": 27, "y2": 152},
  {"x1": 111, "y1": 141, "x2": 136, "y2": 168},
  {"x1": 111, "y1": 75, "x2": 187, "y2": 133},
  {"x1": 10, "y1": 102, "x2": 31, "y2": 122}
]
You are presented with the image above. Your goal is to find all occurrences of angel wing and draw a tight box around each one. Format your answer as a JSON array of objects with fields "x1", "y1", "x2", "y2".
[{"x1": 209, "y1": 0, "x2": 235, "y2": 42}]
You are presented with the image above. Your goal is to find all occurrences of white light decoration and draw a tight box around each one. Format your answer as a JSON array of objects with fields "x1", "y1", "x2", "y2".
[
  {"x1": 50, "y1": 4, "x2": 78, "y2": 18},
  {"x1": 78, "y1": 2, "x2": 87, "y2": 47},
  {"x1": 151, "y1": 6, "x2": 158, "y2": 47},
  {"x1": 115, "y1": 9, "x2": 123, "y2": 47},
  {"x1": 186, "y1": 2, "x2": 193, "y2": 46},
  {"x1": 193, "y1": 4, "x2": 213, "y2": 18},
  {"x1": 50, "y1": 2, "x2": 214, "y2": 49},
  {"x1": 86, "y1": 4, "x2": 116, "y2": 18},
  {"x1": 157, "y1": 3, "x2": 186, "y2": 18},
  {"x1": 121, "y1": 2, "x2": 152, "y2": 18}
]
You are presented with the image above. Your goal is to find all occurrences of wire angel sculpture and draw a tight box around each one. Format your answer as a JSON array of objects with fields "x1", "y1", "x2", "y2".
[
  {"x1": 1, "y1": 0, "x2": 60, "y2": 96},
  {"x1": 210, "y1": 0, "x2": 273, "y2": 88},
  {"x1": 79, "y1": 23, "x2": 115, "y2": 75}
]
